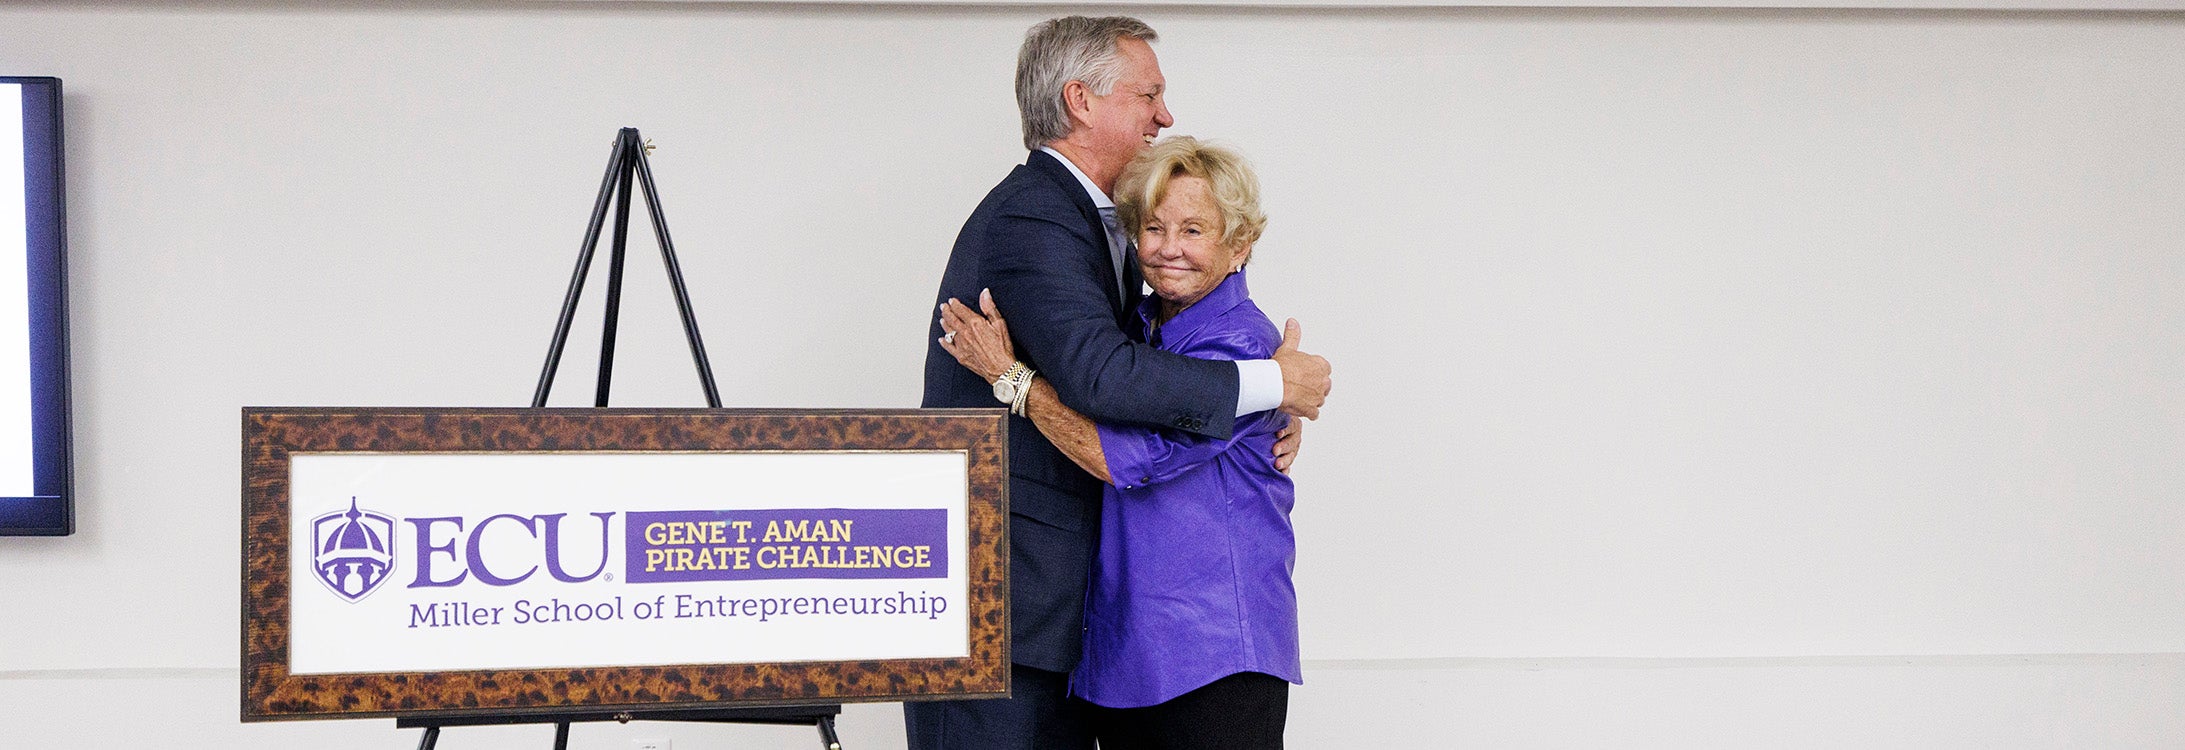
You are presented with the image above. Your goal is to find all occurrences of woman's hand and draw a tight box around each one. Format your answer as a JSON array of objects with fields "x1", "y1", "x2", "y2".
[{"x1": 937, "y1": 288, "x2": 1018, "y2": 383}]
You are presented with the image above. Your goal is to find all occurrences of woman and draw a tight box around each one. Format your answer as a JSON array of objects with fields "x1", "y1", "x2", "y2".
[{"x1": 937, "y1": 136, "x2": 1299, "y2": 748}]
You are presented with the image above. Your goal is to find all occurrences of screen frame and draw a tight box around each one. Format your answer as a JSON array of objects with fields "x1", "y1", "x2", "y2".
[{"x1": 0, "y1": 76, "x2": 74, "y2": 537}]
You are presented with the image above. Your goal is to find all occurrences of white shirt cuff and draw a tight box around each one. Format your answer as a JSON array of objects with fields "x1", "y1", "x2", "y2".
[{"x1": 1234, "y1": 359, "x2": 1283, "y2": 417}]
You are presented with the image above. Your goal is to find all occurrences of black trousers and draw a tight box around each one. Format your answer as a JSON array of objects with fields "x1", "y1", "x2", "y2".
[
  {"x1": 1089, "y1": 671, "x2": 1290, "y2": 750},
  {"x1": 904, "y1": 664, "x2": 1094, "y2": 750}
]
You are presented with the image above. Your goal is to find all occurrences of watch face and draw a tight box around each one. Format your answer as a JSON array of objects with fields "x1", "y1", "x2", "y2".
[{"x1": 993, "y1": 379, "x2": 1017, "y2": 404}]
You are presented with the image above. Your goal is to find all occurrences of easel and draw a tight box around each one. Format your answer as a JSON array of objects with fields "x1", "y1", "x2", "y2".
[
  {"x1": 402, "y1": 128, "x2": 843, "y2": 749},
  {"x1": 400, "y1": 706, "x2": 842, "y2": 750},
  {"x1": 532, "y1": 127, "x2": 720, "y2": 410}
]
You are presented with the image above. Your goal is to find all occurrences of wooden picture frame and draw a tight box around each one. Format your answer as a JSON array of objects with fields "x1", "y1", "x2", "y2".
[{"x1": 241, "y1": 407, "x2": 1008, "y2": 721}]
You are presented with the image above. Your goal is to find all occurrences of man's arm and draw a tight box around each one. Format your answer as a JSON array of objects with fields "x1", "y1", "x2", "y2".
[
  {"x1": 1094, "y1": 324, "x2": 1289, "y2": 488},
  {"x1": 941, "y1": 290, "x2": 1311, "y2": 473},
  {"x1": 940, "y1": 302, "x2": 1284, "y2": 486},
  {"x1": 983, "y1": 208, "x2": 1238, "y2": 439}
]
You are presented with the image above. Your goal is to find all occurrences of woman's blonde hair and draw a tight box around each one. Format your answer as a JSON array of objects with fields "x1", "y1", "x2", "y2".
[{"x1": 1114, "y1": 136, "x2": 1267, "y2": 255}]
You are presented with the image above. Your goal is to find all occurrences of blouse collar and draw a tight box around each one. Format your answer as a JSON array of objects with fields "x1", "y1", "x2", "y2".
[{"x1": 1139, "y1": 270, "x2": 1252, "y2": 343}]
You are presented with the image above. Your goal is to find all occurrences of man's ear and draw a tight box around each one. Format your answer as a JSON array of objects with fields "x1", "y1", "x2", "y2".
[{"x1": 1062, "y1": 79, "x2": 1094, "y2": 127}]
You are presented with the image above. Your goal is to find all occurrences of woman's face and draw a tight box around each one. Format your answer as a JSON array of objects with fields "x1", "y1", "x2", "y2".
[{"x1": 1137, "y1": 175, "x2": 1249, "y2": 311}]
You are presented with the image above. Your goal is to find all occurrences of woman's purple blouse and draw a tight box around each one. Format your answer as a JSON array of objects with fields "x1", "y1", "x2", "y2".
[{"x1": 1072, "y1": 270, "x2": 1302, "y2": 708}]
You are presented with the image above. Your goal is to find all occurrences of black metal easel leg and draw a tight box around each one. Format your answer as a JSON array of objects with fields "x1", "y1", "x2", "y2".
[
  {"x1": 593, "y1": 131, "x2": 639, "y2": 407},
  {"x1": 630, "y1": 138, "x2": 723, "y2": 408},
  {"x1": 532, "y1": 134, "x2": 630, "y2": 408},
  {"x1": 398, "y1": 706, "x2": 843, "y2": 749}
]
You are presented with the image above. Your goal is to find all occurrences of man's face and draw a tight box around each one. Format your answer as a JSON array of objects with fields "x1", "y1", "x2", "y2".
[{"x1": 1083, "y1": 37, "x2": 1175, "y2": 167}]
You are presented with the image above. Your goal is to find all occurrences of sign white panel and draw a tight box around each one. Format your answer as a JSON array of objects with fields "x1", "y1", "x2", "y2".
[{"x1": 286, "y1": 451, "x2": 970, "y2": 675}]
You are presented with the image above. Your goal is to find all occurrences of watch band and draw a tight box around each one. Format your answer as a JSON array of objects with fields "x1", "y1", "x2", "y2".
[
  {"x1": 1010, "y1": 369, "x2": 1035, "y2": 418},
  {"x1": 992, "y1": 362, "x2": 1034, "y2": 416}
]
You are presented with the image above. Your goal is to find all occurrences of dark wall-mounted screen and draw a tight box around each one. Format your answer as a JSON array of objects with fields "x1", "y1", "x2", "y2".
[{"x1": 0, "y1": 77, "x2": 73, "y2": 536}]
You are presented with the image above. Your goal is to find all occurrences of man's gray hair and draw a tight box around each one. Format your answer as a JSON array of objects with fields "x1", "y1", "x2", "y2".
[{"x1": 1015, "y1": 16, "x2": 1158, "y2": 151}]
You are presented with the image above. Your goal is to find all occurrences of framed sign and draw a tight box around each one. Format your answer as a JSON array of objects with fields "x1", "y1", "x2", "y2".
[{"x1": 240, "y1": 408, "x2": 1008, "y2": 721}]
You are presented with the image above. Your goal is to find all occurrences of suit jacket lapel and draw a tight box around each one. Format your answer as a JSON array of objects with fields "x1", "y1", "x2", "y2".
[
  {"x1": 1121, "y1": 249, "x2": 1147, "y2": 340},
  {"x1": 1026, "y1": 150, "x2": 1129, "y2": 320}
]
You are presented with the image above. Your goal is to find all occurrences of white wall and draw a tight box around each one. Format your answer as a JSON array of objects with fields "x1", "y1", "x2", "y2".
[{"x1": 0, "y1": 2, "x2": 2180, "y2": 747}]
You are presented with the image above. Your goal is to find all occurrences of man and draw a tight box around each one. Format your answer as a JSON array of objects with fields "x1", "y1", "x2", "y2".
[{"x1": 912, "y1": 16, "x2": 1332, "y2": 748}]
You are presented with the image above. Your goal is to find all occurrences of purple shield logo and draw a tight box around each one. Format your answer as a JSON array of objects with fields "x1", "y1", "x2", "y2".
[{"x1": 311, "y1": 498, "x2": 396, "y2": 603}]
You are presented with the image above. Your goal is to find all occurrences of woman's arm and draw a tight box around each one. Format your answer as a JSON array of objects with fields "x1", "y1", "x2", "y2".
[
  {"x1": 1021, "y1": 378, "x2": 1108, "y2": 483},
  {"x1": 939, "y1": 289, "x2": 1291, "y2": 487},
  {"x1": 937, "y1": 291, "x2": 1109, "y2": 482}
]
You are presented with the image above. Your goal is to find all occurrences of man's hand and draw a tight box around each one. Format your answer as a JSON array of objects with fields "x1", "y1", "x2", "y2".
[
  {"x1": 1273, "y1": 416, "x2": 1303, "y2": 474},
  {"x1": 1273, "y1": 318, "x2": 1331, "y2": 420}
]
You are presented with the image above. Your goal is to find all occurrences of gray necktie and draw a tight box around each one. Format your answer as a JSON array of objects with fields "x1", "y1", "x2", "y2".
[{"x1": 1098, "y1": 206, "x2": 1127, "y2": 306}]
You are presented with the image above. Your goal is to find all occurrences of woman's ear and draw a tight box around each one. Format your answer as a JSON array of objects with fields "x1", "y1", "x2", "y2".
[{"x1": 1230, "y1": 242, "x2": 1254, "y2": 272}]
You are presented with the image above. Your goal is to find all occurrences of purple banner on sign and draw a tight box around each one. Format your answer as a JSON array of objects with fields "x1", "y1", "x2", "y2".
[{"x1": 625, "y1": 508, "x2": 947, "y2": 583}]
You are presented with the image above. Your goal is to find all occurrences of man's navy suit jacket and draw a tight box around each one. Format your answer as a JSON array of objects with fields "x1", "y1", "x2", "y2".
[{"x1": 923, "y1": 150, "x2": 1239, "y2": 673}]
